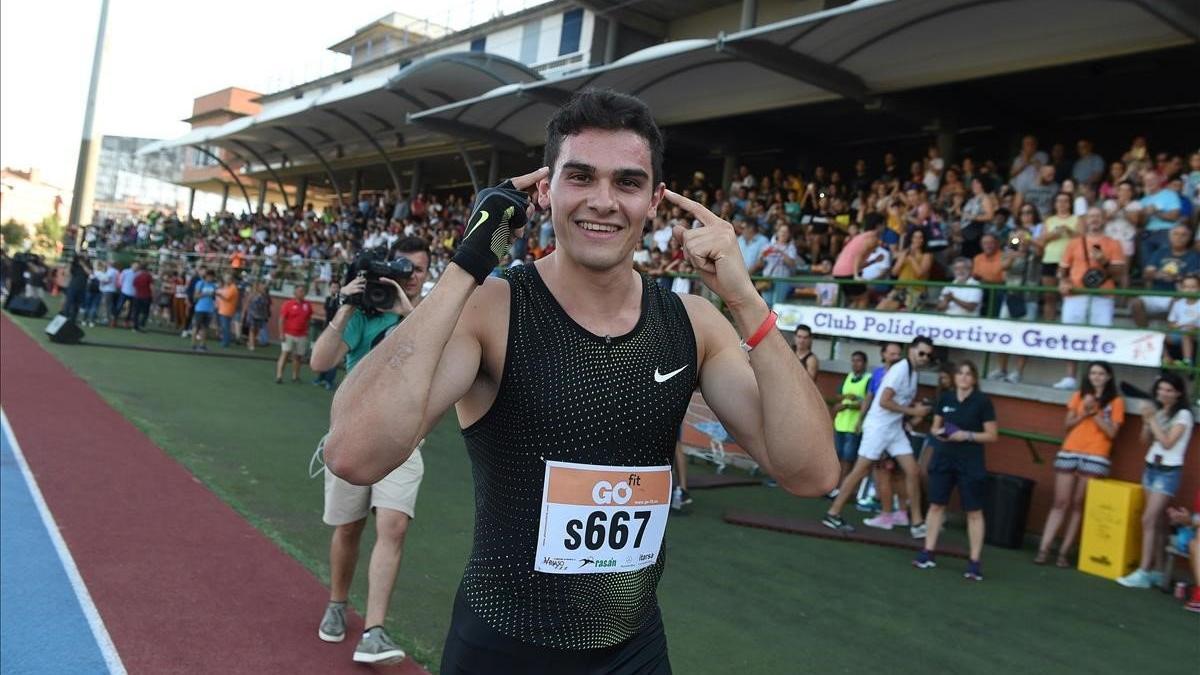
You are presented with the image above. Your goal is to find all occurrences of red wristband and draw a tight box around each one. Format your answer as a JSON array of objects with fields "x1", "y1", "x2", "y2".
[{"x1": 740, "y1": 311, "x2": 778, "y2": 352}]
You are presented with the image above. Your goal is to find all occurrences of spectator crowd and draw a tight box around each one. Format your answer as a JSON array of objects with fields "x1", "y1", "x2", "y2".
[{"x1": 4, "y1": 133, "x2": 1198, "y2": 383}]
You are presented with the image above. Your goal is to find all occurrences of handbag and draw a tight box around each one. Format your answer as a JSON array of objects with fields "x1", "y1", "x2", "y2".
[{"x1": 1080, "y1": 237, "x2": 1108, "y2": 289}]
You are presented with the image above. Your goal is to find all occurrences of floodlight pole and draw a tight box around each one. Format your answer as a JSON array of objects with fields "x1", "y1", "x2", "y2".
[{"x1": 68, "y1": 0, "x2": 111, "y2": 239}]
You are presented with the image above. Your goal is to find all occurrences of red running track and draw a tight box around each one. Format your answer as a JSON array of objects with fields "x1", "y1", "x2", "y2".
[{"x1": 0, "y1": 315, "x2": 428, "y2": 674}]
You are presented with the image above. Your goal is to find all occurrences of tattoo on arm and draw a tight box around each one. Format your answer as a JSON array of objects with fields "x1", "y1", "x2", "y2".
[{"x1": 386, "y1": 339, "x2": 416, "y2": 370}]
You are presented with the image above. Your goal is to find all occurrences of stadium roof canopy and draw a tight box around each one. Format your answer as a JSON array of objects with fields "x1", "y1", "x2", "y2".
[
  {"x1": 138, "y1": 51, "x2": 542, "y2": 172},
  {"x1": 142, "y1": 0, "x2": 1196, "y2": 194},
  {"x1": 409, "y1": 0, "x2": 1198, "y2": 147}
]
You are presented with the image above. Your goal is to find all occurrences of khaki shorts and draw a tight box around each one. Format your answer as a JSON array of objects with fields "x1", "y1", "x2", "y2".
[
  {"x1": 323, "y1": 445, "x2": 424, "y2": 524},
  {"x1": 281, "y1": 334, "x2": 309, "y2": 354}
]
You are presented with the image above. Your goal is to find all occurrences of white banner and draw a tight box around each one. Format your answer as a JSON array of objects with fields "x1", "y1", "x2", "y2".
[{"x1": 774, "y1": 304, "x2": 1164, "y2": 368}]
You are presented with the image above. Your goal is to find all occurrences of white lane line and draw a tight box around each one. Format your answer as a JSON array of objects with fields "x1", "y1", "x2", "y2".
[{"x1": 1, "y1": 408, "x2": 127, "y2": 675}]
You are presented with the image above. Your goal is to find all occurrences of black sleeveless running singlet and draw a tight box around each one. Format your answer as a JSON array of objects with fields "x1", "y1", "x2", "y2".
[{"x1": 458, "y1": 263, "x2": 698, "y2": 650}]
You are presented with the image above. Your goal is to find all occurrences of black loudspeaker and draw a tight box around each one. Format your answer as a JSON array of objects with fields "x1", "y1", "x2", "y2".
[
  {"x1": 6, "y1": 296, "x2": 47, "y2": 317},
  {"x1": 45, "y1": 314, "x2": 85, "y2": 344}
]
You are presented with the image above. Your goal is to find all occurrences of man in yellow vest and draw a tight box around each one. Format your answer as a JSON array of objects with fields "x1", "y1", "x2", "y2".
[{"x1": 828, "y1": 350, "x2": 870, "y2": 498}]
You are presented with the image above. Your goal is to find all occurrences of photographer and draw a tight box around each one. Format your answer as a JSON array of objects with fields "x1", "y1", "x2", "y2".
[
  {"x1": 309, "y1": 237, "x2": 429, "y2": 665},
  {"x1": 1054, "y1": 207, "x2": 1126, "y2": 390},
  {"x1": 62, "y1": 252, "x2": 94, "y2": 322}
]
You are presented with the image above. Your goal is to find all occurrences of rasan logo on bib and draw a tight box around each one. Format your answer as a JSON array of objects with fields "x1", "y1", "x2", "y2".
[{"x1": 535, "y1": 461, "x2": 672, "y2": 574}]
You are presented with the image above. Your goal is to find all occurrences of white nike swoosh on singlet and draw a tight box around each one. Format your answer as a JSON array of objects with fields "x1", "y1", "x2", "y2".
[{"x1": 654, "y1": 365, "x2": 688, "y2": 383}]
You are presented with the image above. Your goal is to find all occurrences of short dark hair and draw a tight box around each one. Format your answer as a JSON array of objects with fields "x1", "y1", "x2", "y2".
[
  {"x1": 880, "y1": 341, "x2": 902, "y2": 355},
  {"x1": 391, "y1": 236, "x2": 431, "y2": 260},
  {"x1": 543, "y1": 88, "x2": 664, "y2": 186},
  {"x1": 795, "y1": 324, "x2": 812, "y2": 336},
  {"x1": 911, "y1": 336, "x2": 934, "y2": 349},
  {"x1": 851, "y1": 350, "x2": 868, "y2": 361}
]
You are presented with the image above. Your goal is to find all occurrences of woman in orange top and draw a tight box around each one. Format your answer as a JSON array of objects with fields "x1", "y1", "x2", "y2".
[{"x1": 1036, "y1": 362, "x2": 1124, "y2": 567}]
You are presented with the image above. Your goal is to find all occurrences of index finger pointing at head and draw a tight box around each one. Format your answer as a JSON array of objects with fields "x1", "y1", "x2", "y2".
[
  {"x1": 663, "y1": 189, "x2": 718, "y2": 227},
  {"x1": 510, "y1": 166, "x2": 549, "y2": 192}
]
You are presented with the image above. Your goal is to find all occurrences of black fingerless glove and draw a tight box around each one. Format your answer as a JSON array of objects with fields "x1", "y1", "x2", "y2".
[{"x1": 452, "y1": 180, "x2": 531, "y2": 284}]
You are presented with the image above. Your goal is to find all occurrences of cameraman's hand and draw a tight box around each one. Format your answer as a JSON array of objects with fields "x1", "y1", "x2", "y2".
[
  {"x1": 377, "y1": 277, "x2": 414, "y2": 316},
  {"x1": 339, "y1": 275, "x2": 367, "y2": 300}
]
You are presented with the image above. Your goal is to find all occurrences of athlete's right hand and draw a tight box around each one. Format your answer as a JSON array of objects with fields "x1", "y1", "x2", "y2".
[{"x1": 452, "y1": 167, "x2": 548, "y2": 284}]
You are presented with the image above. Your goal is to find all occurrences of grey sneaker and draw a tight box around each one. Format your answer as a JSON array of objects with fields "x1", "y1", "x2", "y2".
[
  {"x1": 354, "y1": 626, "x2": 406, "y2": 664},
  {"x1": 910, "y1": 523, "x2": 928, "y2": 539},
  {"x1": 318, "y1": 601, "x2": 347, "y2": 643}
]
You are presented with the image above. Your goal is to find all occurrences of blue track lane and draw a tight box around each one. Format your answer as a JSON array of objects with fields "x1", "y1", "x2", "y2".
[{"x1": 1, "y1": 413, "x2": 121, "y2": 674}]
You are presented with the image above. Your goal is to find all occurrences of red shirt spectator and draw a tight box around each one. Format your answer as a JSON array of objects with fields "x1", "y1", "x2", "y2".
[
  {"x1": 280, "y1": 296, "x2": 313, "y2": 338},
  {"x1": 133, "y1": 270, "x2": 154, "y2": 300}
]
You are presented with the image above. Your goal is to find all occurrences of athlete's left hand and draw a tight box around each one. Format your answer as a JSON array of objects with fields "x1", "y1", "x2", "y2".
[{"x1": 662, "y1": 189, "x2": 759, "y2": 308}]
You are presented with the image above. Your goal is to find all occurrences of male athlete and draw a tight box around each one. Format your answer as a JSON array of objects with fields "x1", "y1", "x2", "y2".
[{"x1": 325, "y1": 90, "x2": 838, "y2": 674}]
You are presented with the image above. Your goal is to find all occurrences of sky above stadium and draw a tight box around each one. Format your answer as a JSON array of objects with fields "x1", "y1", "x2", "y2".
[{"x1": 0, "y1": 0, "x2": 544, "y2": 189}]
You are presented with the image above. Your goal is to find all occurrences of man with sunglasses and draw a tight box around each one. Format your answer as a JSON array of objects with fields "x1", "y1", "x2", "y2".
[{"x1": 823, "y1": 336, "x2": 935, "y2": 538}]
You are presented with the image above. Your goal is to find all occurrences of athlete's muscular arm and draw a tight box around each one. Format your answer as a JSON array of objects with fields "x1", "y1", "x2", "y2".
[
  {"x1": 325, "y1": 168, "x2": 547, "y2": 485},
  {"x1": 668, "y1": 190, "x2": 839, "y2": 497}
]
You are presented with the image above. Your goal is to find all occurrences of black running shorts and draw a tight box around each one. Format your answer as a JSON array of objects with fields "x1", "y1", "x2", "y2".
[{"x1": 440, "y1": 591, "x2": 672, "y2": 675}]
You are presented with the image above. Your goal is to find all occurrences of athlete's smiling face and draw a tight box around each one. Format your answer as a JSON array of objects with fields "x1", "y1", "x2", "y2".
[{"x1": 540, "y1": 128, "x2": 665, "y2": 272}]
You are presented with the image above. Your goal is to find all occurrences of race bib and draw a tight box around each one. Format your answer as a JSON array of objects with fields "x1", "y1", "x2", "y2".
[{"x1": 534, "y1": 461, "x2": 672, "y2": 574}]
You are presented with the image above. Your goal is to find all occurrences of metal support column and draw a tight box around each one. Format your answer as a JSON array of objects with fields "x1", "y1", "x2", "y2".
[
  {"x1": 295, "y1": 177, "x2": 308, "y2": 211},
  {"x1": 739, "y1": 0, "x2": 757, "y2": 30},
  {"x1": 937, "y1": 128, "x2": 957, "y2": 166},
  {"x1": 350, "y1": 169, "x2": 362, "y2": 208},
  {"x1": 256, "y1": 179, "x2": 268, "y2": 214},
  {"x1": 488, "y1": 149, "x2": 500, "y2": 186},
  {"x1": 186, "y1": 188, "x2": 196, "y2": 220},
  {"x1": 191, "y1": 144, "x2": 253, "y2": 215},
  {"x1": 458, "y1": 144, "x2": 480, "y2": 194},
  {"x1": 220, "y1": 183, "x2": 231, "y2": 213},
  {"x1": 604, "y1": 19, "x2": 620, "y2": 64},
  {"x1": 722, "y1": 154, "x2": 738, "y2": 193},
  {"x1": 272, "y1": 127, "x2": 344, "y2": 209},
  {"x1": 230, "y1": 139, "x2": 292, "y2": 211},
  {"x1": 410, "y1": 161, "x2": 422, "y2": 198}
]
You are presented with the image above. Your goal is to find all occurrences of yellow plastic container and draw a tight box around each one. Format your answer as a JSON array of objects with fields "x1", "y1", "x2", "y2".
[{"x1": 1078, "y1": 479, "x2": 1144, "y2": 580}]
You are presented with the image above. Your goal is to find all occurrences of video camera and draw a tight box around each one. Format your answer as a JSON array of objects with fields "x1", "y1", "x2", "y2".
[{"x1": 343, "y1": 247, "x2": 412, "y2": 313}]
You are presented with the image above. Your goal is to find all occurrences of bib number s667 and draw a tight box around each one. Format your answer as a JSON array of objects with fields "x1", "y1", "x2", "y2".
[
  {"x1": 534, "y1": 462, "x2": 671, "y2": 574},
  {"x1": 563, "y1": 510, "x2": 652, "y2": 551}
]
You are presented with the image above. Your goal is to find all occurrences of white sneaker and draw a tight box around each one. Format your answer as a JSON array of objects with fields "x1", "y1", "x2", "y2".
[
  {"x1": 863, "y1": 512, "x2": 895, "y2": 530},
  {"x1": 1116, "y1": 568, "x2": 1153, "y2": 589},
  {"x1": 1005, "y1": 371, "x2": 1022, "y2": 384},
  {"x1": 986, "y1": 369, "x2": 1006, "y2": 381},
  {"x1": 910, "y1": 523, "x2": 928, "y2": 539},
  {"x1": 1052, "y1": 377, "x2": 1078, "y2": 390}
]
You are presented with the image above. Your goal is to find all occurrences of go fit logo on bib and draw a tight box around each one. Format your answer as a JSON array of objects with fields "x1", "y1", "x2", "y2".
[
  {"x1": 591, "y1": 474, "x2": 641, "y2": 505},
  {"x1": 546, "y1": 467, "x2": 670, "y2": 508}
]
